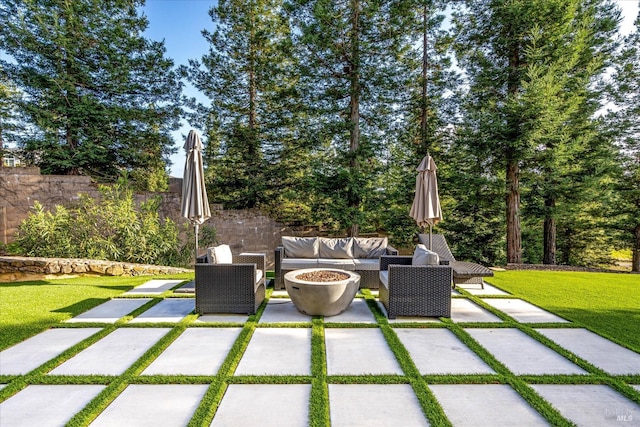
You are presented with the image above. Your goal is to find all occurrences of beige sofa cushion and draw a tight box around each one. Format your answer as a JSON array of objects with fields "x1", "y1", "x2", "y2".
[
  {"x1": 207, "y1": 244, "x2": 233, "y2": 264},
  {"x1": 352, "y1": 258, "x2": 379, "y2": 271},
  {"x1": 412, "y1": 244, "x2": 439, "y2": 266},
  {"x1": 317, "y1": 258, "x2": 356, "y2": 270},
  {"x1": 319, "y1": 237, "x2": 353, "y2": 259},
  {"x1": 281, "y1": 258, "x2": 319, "y2": 270},
  {"x1": 282, "y1": 237, "x2": 319, "y2": 258},
  {"x1": 354, "y1": 237, "x2": 388, "y2": 258}
]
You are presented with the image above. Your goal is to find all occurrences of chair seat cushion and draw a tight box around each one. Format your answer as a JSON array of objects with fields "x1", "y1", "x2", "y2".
[
  {"x1": 353, "y1": 258, "x2": 380, "y2": 270},
  {"x1": 379, "y1": 270, "x2": 389, "y2": 287},
  {"x1": 317, "y1": 258, "x2": 356, "y2": 270},
  {"x1": 256, "y1": 269, "x2": 263, "y2": 285},
  {"x1": 281, "y1": 258, "x2": 319, "y2": 270}
]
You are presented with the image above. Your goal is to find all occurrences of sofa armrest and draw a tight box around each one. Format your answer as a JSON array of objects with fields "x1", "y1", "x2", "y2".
[{"x1": 380, "y1": 255, "x2": 412, "y2": 271}]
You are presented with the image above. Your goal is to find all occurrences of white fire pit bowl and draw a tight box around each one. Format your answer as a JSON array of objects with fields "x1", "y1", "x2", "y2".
[{"x1": 284, "y1": 268, "x2": 361, "y2": 316}]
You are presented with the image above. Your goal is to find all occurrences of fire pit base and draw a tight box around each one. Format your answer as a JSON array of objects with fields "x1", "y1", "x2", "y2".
[{"x1": 284, "y1": 268, "x2": 361, "y2": 316}]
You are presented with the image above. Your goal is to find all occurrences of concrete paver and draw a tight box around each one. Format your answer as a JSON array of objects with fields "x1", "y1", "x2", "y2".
[
  {"x1": 142, "y1": 328, "x2": 241, "y2": 376},
  {"x1": 395, "y1": 328, "x2": 495, "y2": 375},
  {"x1": 173, "y1": 280, "x2": 194, "y2": 294},
  {"x1": 430, "y1": 384, "x2": 549, "y2": 426},
  {"x1": 531, "y1": 384, "x2": 640, "y2": 426},
  {"x1": 89, "y1": 384, "x2": 209, "y2": 427},
  {"x1": 458, "y1": 282, "x2": 510, "y2": 296},
  {"x1": 259, "y1": 299, "x2": 312, "y2": 323},
  {"x1": 482, "y1": 298, "x2": 569, "y2": 323},
  {"x1": 325, "y1": 328, "x2": 403, "y2": 375},
  {"x1": 123, "y1": 279, "x2": 184, "y2": 295},
  {"x1": 329, "y1": 384, "x2": 429, "y2": 427},
  {"x1": 536, "y1": 328, "x2": 640, "y2": 375},
  {"x1": 129, "y1": 298, "x2": 194, "y2": 323},
  {"x1": 451, "y1": 298, "x2": 503, "y2": 323},
  {"x1": 0, "y1": 328, "x2": 102, "y2": 375},
  {"x1": 66, "y1": 299, "x2": 151, "y2": 323},
  {"x1": 465, "y1": 328, "x2": 587, "y2": 375},
  {"x1": 633, "y1": 385, "x2": 640, "y2": 392},
  {"x1": 0, "y1": 385, "x2": 105, "y2": 427},
  {"x1": 211, "y1": 384, "x2": 310, "y2": 427},
  {"x1": 49, "y1": 328, "x2": 171, "y2": 376},
  {"x1": 324, "y1": 298, "x2": 376, "y2": 323},
  {"x1": 234, "y1": 328, "x2": 311, "y2": 376}
]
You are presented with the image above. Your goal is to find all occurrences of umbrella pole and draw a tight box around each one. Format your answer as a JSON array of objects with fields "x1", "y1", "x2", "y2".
[
  {"x1": 194, "y1": 224, "x2": 199, "y2": 266},
  {"x1": 429, "y1": 224, "x2": 433, "y2": 250}
]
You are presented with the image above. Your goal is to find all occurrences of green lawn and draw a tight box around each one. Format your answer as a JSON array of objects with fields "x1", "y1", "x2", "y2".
[
  {"x1": 0, "y1": 273, "x2": 193, "y2": 350},
  {"x1": 485, "y1": 270, "x2": 640, "y2": 352}
]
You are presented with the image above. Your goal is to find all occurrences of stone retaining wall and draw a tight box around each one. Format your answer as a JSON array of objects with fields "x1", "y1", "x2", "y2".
[{"x1": 0, "y1": 256, "x2": 191, "y2": 283}]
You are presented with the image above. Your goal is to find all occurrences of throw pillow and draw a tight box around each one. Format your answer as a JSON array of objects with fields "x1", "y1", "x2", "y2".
[
  {"x1": 282, "y1": 236, "x2": 319, "y2": 258},
  {"x1": 353, "y1": 237, "x2": 388, "y2": 258},
  {"x1": 319, "y1": 237, "x2": 354, "y2": 259},
  {"x1": 207, "y1": 244, "x2": 233, "y2": 264},
  {"x1": 412, "y1": 244, "x2": 439, "y2": 266}
]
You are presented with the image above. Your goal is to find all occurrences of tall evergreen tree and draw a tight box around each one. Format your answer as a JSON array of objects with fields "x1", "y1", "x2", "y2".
[
  {"x1": 287, "y1": 0, "x2": 413, "y2": 236},
  {"x1": 0, "y1": 0, "x2": 181, "y2": 187},
  {"x1": 183, "y1": 0, "x2": 297, "y2": 210},
  {"x1": 609, "y1": 7, "x2": 640, "y2": 272},
  {"x1": 452, "y1": 0, "x2": 619, "y2": 264}
]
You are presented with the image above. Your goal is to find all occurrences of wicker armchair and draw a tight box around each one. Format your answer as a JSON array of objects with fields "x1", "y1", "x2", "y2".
[
  {"x1": 195, "y1": 253, "x2": 266, "y2": 314},
  {"x1": 378, "y1": 255, "x2": 452, "y2": 319}
]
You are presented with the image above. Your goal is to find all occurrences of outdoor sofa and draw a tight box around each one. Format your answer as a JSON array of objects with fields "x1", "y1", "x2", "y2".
[
  {"x1": 378, "y1": 246, "x2": 452, "y2": 318},
  {"x1": 418, "y1": 233, "x2": 494, "y2": 288},
  {"x1": 195, "y1": 245, "x2": 265, "y2": 314},
  {"x1": 274, "y1": 236, "x2": 398, "y2": 290}
]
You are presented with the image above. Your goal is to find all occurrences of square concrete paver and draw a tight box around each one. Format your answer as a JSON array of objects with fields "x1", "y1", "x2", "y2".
[
  {"x1": 451, "y1": 298, "x2": 503, "y2": 323},
  {"x1": 129, "y1": 299, "x2": 194, "y2": 323},
  {"x1": 259, "y1": 299, "x2": 312, "y2": 323},
  {"x1": 0, "y1": 328, "x2": 102, "y2": 375},
  {"x1": 395, "y1": 328, "x2": 494, "y2": 375},
  {"x1": 430, "y1": 384, "x2": 548, "y2": 426},
  {"x1": 235, "y1": 328, "x2": 311, "y2": 376},
  {"x1": 173, "y1": 280, "x2": 194, "y2": 294},
  {"x1": 465, "y1": 328, "x2": 587, "y2": 375},
  {"x1": 324, "y1": 298, "x2": 376, "y2": 323},
  {"x1": 482, "y1": 299, "x2": 569, "y2": 323},
  {"x1": 49, "y1": 328, "x2": 170, "y2": 376},
  {"x1": 211, "y1": 384, "x2": 310, "y2": 427},
  {"x1": 89, "y1": 384, "x2": 208, "y2": 427},
  {"x1": 329, "y1": 384, "x2": 429, "y2": 427},
  {"x1": 531, "y1": 384, "x2": 640, "y2": 426},
  {"x1": 633, "y1": 385, "x2": 640, "y2": 393},
  {"x1": 142, "y1": 328, "x2": 241, "y2": 376},
  {"x1": 325, "y1": 328, "x2": 403, "y2": 375},
  {"x1": 66, "y1": 299, "x2": 152, "y2": 323},
  {"x1": 458, "y1": 282, "x2": 510, "y2": 296},
  {"x1": 536, "y1": 328, "x2": 640, "y2": 375},
  {"x1": 0, "y1": 385, "x2": 105, "y2": 427},
  {"x1": 123, "y1": 279, "x2": 184, "y2": 295}
]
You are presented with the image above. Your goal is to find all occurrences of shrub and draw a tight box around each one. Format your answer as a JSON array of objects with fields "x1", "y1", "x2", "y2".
[{"x1": 11, "y1": 183, "x2": 215, "y2": 267}]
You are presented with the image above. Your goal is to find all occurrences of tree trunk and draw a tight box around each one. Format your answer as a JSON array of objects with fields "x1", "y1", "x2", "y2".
[
  {"x1": 506, "y1": 155, "x2": 522, "y2": 263},
  {"x1": 633, "y1": 224, "x2": 640, "y2": 273},
  {"x1": 347, "y1": 0, "x2": 360, "y2": 238},
  {"x1": 543, "y1": 197, "x2": 556, "y2": 264}
]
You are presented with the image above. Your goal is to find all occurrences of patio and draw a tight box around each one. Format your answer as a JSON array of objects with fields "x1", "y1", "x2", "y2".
[{"x1": 1, "y1": 279, "x2": 639, "y2": 426}]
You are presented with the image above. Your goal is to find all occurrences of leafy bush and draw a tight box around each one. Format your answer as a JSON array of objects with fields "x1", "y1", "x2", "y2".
[{"x1": 11, "y1": 183, "x2": 215, "y2": 267}]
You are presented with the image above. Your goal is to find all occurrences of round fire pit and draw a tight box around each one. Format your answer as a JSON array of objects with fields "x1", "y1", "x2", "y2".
[{"x1": 284, "y1": 268, "x2": 361, "y2": 316}]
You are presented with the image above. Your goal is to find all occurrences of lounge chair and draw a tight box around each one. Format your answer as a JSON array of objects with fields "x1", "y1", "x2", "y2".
[
  {"x1": 378, "y1": 255, "x2": 452, "y2": 319},
  {"x1": 418, "y1": 233, "x2": 494, "y2": 288},
  {"x1": 195, "y1": 252, "x2": 266, "y2": 314}
]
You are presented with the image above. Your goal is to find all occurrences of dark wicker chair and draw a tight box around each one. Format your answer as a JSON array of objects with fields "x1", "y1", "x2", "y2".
[
  {"x1": 195, "y1": 253, "x2": 266, "y2": 314},
  {"x1": 378, "y1": 255, "x2": 452, "y2": 319},
  {"x1": 418, "y1": 233, "x2": 494, "y2": 289}
]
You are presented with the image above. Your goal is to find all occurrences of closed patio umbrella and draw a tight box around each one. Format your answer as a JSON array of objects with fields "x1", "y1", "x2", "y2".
[
  {"x1": 181, "y1": 129, "x2": 211, "y2": 264},
  {"x1": 409, "y1": 154, "x2": 442, "y2": 250}
]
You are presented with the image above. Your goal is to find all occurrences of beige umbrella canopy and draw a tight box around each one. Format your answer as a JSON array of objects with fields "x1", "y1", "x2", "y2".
[
  {"x1": 409, "y1": 155, "x2": 442, "y2": 250},
  {"x1": 181, "y1": 129, "x2": 211, "y2": 264}
]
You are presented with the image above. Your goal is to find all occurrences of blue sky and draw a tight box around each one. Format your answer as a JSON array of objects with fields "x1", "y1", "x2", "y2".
[{"x1": 141, "y1": 0, "x2": 639, "y2": 178}]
